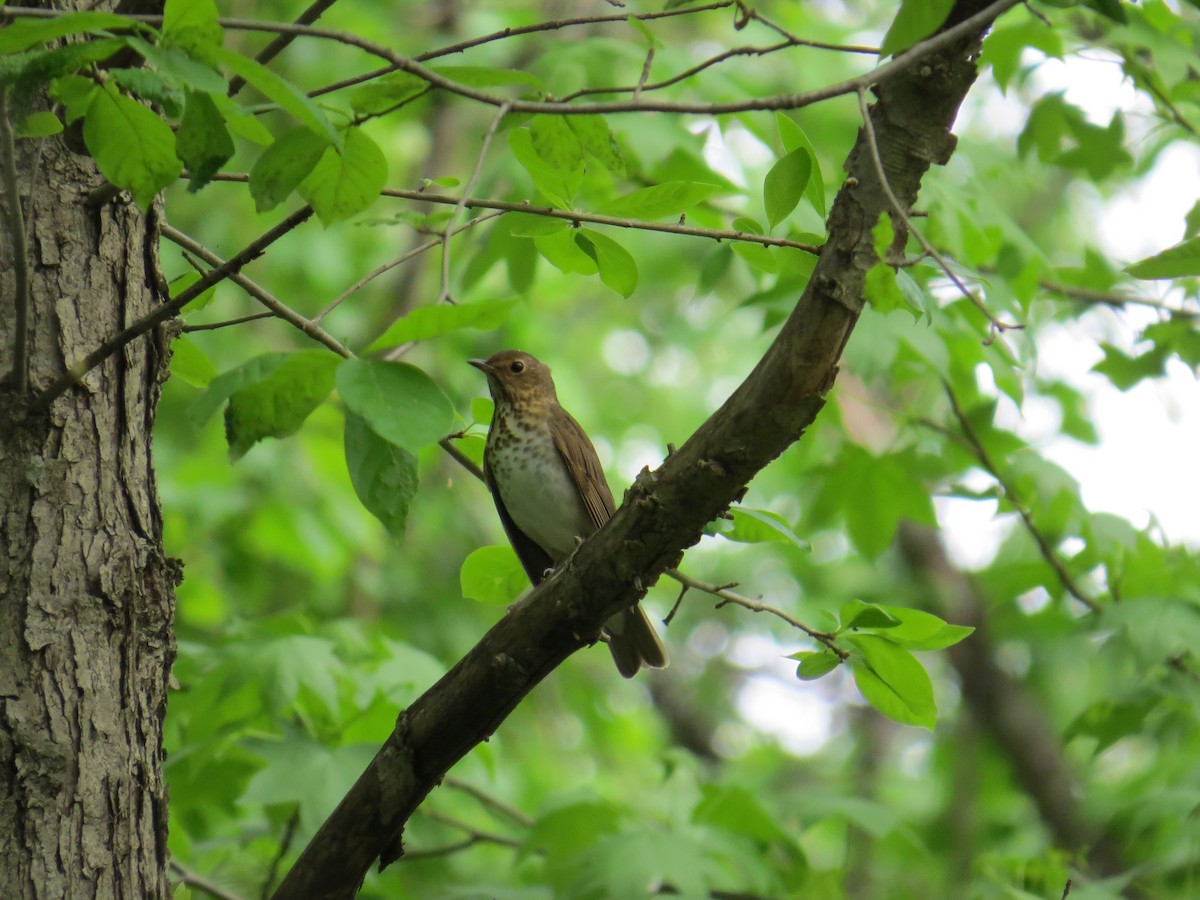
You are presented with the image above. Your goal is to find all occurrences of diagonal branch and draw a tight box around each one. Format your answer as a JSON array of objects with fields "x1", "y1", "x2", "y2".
[
  {"x1": 271, "y1": 4, "x2": 1007, "y2": 897},
  {"x1": 159, "y1": 224, "x2": 352, "y2": 358},
  {"x1": 942, "y1": 386, "x2": 1102, "y2": 612}
]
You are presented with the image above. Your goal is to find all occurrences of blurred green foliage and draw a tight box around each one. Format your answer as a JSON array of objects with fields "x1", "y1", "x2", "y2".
[{"x1": 15, "y1": 0, "x2": 1194, "y2": 896}]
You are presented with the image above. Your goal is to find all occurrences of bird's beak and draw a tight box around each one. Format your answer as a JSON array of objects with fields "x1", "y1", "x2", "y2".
[{"x1": 468, "y1": 358, "x2": 492, "y2": 374}]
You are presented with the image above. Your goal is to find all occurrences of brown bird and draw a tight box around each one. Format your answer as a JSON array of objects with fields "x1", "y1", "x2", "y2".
[{"x1": 470, "y1": 349, "x2": 668, "y2": 678}]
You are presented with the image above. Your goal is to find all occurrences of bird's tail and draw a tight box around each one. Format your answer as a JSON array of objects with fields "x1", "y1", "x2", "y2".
[{"x1": 606, "y1": 604, "x2": 668, "y2": 678}]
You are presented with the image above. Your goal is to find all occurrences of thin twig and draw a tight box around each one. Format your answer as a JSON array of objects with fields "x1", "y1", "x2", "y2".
[
  {"x1": 315, "y1": 210, "x2": 505, "y2": 325},
  {"x1": 182, "y1": 311, "x2": 277, "y2": 333},
  {"x1": 409, "y1": 809, "x2": 523, "y2": 857},
  {"x1": 1038, "y1": 278, "x2": 1196, "y2": 317},
  {"x1": 170, "y1": 859, "x2": 246, "y2": 900},
  {"x1": 737, "y1": 1, "x2": 879, "y2": 54},
  {"x1": 0, "y1": 90, "x2": 31, "y2": 393},
  {"x1": 855, "y1": 88, "x2": 1022, "y2": 340},
  {"x1": 443, "y1": 777, "x2": 533, "y2": 828},
  {"x1": 943, "y1": 385, "x2": 1102, "y2": 613},
  {"x1": 204, "y1": 174, "x2": 824, "y2": 255},
  {"x1": 229, "y1": 0, "x2": 342, "y2": 97},
  {"x1": 439, "y1": 434, "x2": 484, "y2": 482},
  {"x1": 160, "y1": 224, "x2": 353, "y2": 359},
  {"x1": 1, "y1": 1, "x2": 1022, "y2": 117},
  {"x1": 439, "y1": 102, "x2": 510, "y2": 304},
  {"x1": 666, "y1": 568, "x2": 848, "y2": 658},
  {"x1": 31, "y1": 207, "x2": 315, "y2": 412},
  {"x1": 260, "y1": 807, "x2": 301, "y2": 900}
]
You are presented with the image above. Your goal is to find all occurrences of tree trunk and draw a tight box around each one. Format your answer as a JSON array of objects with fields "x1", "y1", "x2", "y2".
[{"x1": 0, "y1": 102, "x2": 176, "y2": 896}]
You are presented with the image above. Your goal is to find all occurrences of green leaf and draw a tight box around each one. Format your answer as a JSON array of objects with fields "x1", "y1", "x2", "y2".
[
  {"x1": 1125, "y1": 235, "x2": 1200, "y2": 279},
  {"x1": 299, "y1": 127, "x2": 389, "y2": 225},
  {"x1": 872, "y1": 606, "x2": 974, "y2": 650},
  {"x1": 575, "y1": 230, "x2": 638, "y2": 297},
  {"x1": 880, "y1": 0, "x2": 954, "y2": 57},
  {"x1": 508, "y1": 127, "x2": 577, "y2": 209},
  {"x1": 16, "y1": 111, "x2": 63, "y2": 139},
  {"x1": 692, "y1": 785, "x2": 797, "y2": 848},
  {"x1": 350, "y1": 71, "x2": 429, "y2": 116},
  {"x1": 169, "y1": 335, "x2": 219, "y2": 388},
  {"x1": 596, "y1": 181, "x2": 719, "y2": 220},
  {"x1": 847, "y1": 634, "x2": 937, "y2": 729},
  {"x1": 126, "y1": 37, "x2": 228, "y2": 94},
  {"x1": 49, "y1": 75, "x2": 97, "y2": 124},
  {"x1": 109, "y1": 67, "x2": 185, "y2": 118},
  {"x1": 470, "y1": 396, "x2": 494, "y2": 426},
  {"x1": 764, "y1": 148, "x2": 812, "y2": 229},
  {"x1": 176, "y1": 89, "x2": 234, "y2": 191},
  {"x1": 208, "y1": 93, "x2": 274, "y2": 145},
  {"x1": 1065, "y1": 697, "x2": 1155, "y2": 754},
  {"x1": 717, "y1": 508, "x2": 810, "y2": 551},
  {"x1": 569, "y1": 114, "x2": 624, "y2": 174},
  {"x1": 530, "y1": 114, "x2": 585, "y2": 176},
  {"x1": 980, "y1": 18, "x2": 1064, "y2": 93},
  {"x1": 206, "y1": 46, "x2": 338, "y2": 145},
  {"x1": 82, "y1": 83, "x2": 183, "y2": 209},
  {"x1": 1092, "y1": 343, "x2": 1169, "y2": 391},
  {"x1": 813, "y1": 444, "x2": 936, "y2": 558},
  {"x1": 335, "y1": 359, "x2": 454, "y2": 453},
  {"x1": 535, "y1": 229, "x2": 598, "y2": 275},
  {"x1": 189, "y1": 352, "x2": 293, "y2": 427},
  {"x1": 224, "y1": 351, "x2": 340, "y2": 459},
  {"x1": 794, "y1": 649, "x2": 842, "y2": 681},
  {"x1": 775, "y1": 112, "x2": 826, "y2": 217},
  {"x1": 250, "y1": 127, "x2": 330, "y2": 213},
  {"x1": 460, "y1": 545, "x2": 529, "y2": 605},
  {"x1": 506, "y1": 212, "x2": 572, "y2": 237},
  {"x1": 0, "y1": 11, "x2": 135, "y2": 55},
  {"x1": 344, "y1": 412, "x2": 419, "y2": 538},
  {"x1": 528, "y1": 801, "x2": 622, "y2": 860},
  {"x1": 839, "y1": 600, "x2": 902, "y2": 631},
  {"x1": 365, "y1": 299, "x2": 517, "y2": 353},
  {"x1": 163, "y1": 0, "x2": 223, "y2": 53}
]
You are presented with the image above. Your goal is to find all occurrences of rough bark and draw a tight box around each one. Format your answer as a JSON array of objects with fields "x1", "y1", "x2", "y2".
[
  {"x1": 0, "y1": 90, "x2": 176, "y2": 900},
  {"x1": 273, "y1": 2, "x2": 1002, "y2": 897}
]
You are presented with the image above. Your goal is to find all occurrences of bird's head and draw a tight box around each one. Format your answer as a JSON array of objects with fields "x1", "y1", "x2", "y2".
[{"x1": 469, "y1": 350, "x2": 557, "y2": 408}]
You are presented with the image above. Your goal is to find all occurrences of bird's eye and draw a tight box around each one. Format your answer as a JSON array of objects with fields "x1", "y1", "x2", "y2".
[{"x1": 509, "y1": 360, "x2": 525, "y2": 374}]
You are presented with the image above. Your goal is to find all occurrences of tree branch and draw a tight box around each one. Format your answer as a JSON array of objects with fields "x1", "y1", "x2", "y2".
[
  {"x1": 228, "y1": 0, "x2": 343, "y2": 97},
  {"x1": 2, "y1": 1, "x2": 1021, "y2": 117},
  {"x1": 203, "y1": 174, "x2": 824, "y2": 255},
  {"x1": 270, "y1": 4, "x2": 1005, "y2": 896},
  {"x1": 665, "y1": 568, "x2": 847, "y2": 659},
  {"x1": 855, "y1": 87, "x2": 1021, "y2": 340},
  {"x1": 942, "y1": 385, "x2": 1103, "y2": 612},
  {"x1": 170, "y1": 859, "x2": 246, "y2": 900},
  {"x1": 159, "y1": 224, "x2": 353, "y2": 358}
]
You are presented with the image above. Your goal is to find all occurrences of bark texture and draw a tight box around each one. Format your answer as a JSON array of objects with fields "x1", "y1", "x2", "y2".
[{"x1": 0, "y1": 108, "x2": 176, "y2": 898}]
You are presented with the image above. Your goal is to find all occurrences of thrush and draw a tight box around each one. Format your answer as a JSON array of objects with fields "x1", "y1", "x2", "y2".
[{"x1": 469, "y1": 349, "x2": 668, "y2": 678}]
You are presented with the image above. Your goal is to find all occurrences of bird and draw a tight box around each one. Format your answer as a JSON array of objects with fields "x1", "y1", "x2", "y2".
[{"x1": 469, "y1": 349, "x2": 668, "y2": 678}]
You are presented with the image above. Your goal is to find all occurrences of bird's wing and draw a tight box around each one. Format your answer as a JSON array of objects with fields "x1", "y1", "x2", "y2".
[
  {"x1": 551, "y1": 409, "x2": 617, "y2": 529},
  {"x1": 484, "y1": 457, "x2": 555, "y2": 585}
]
